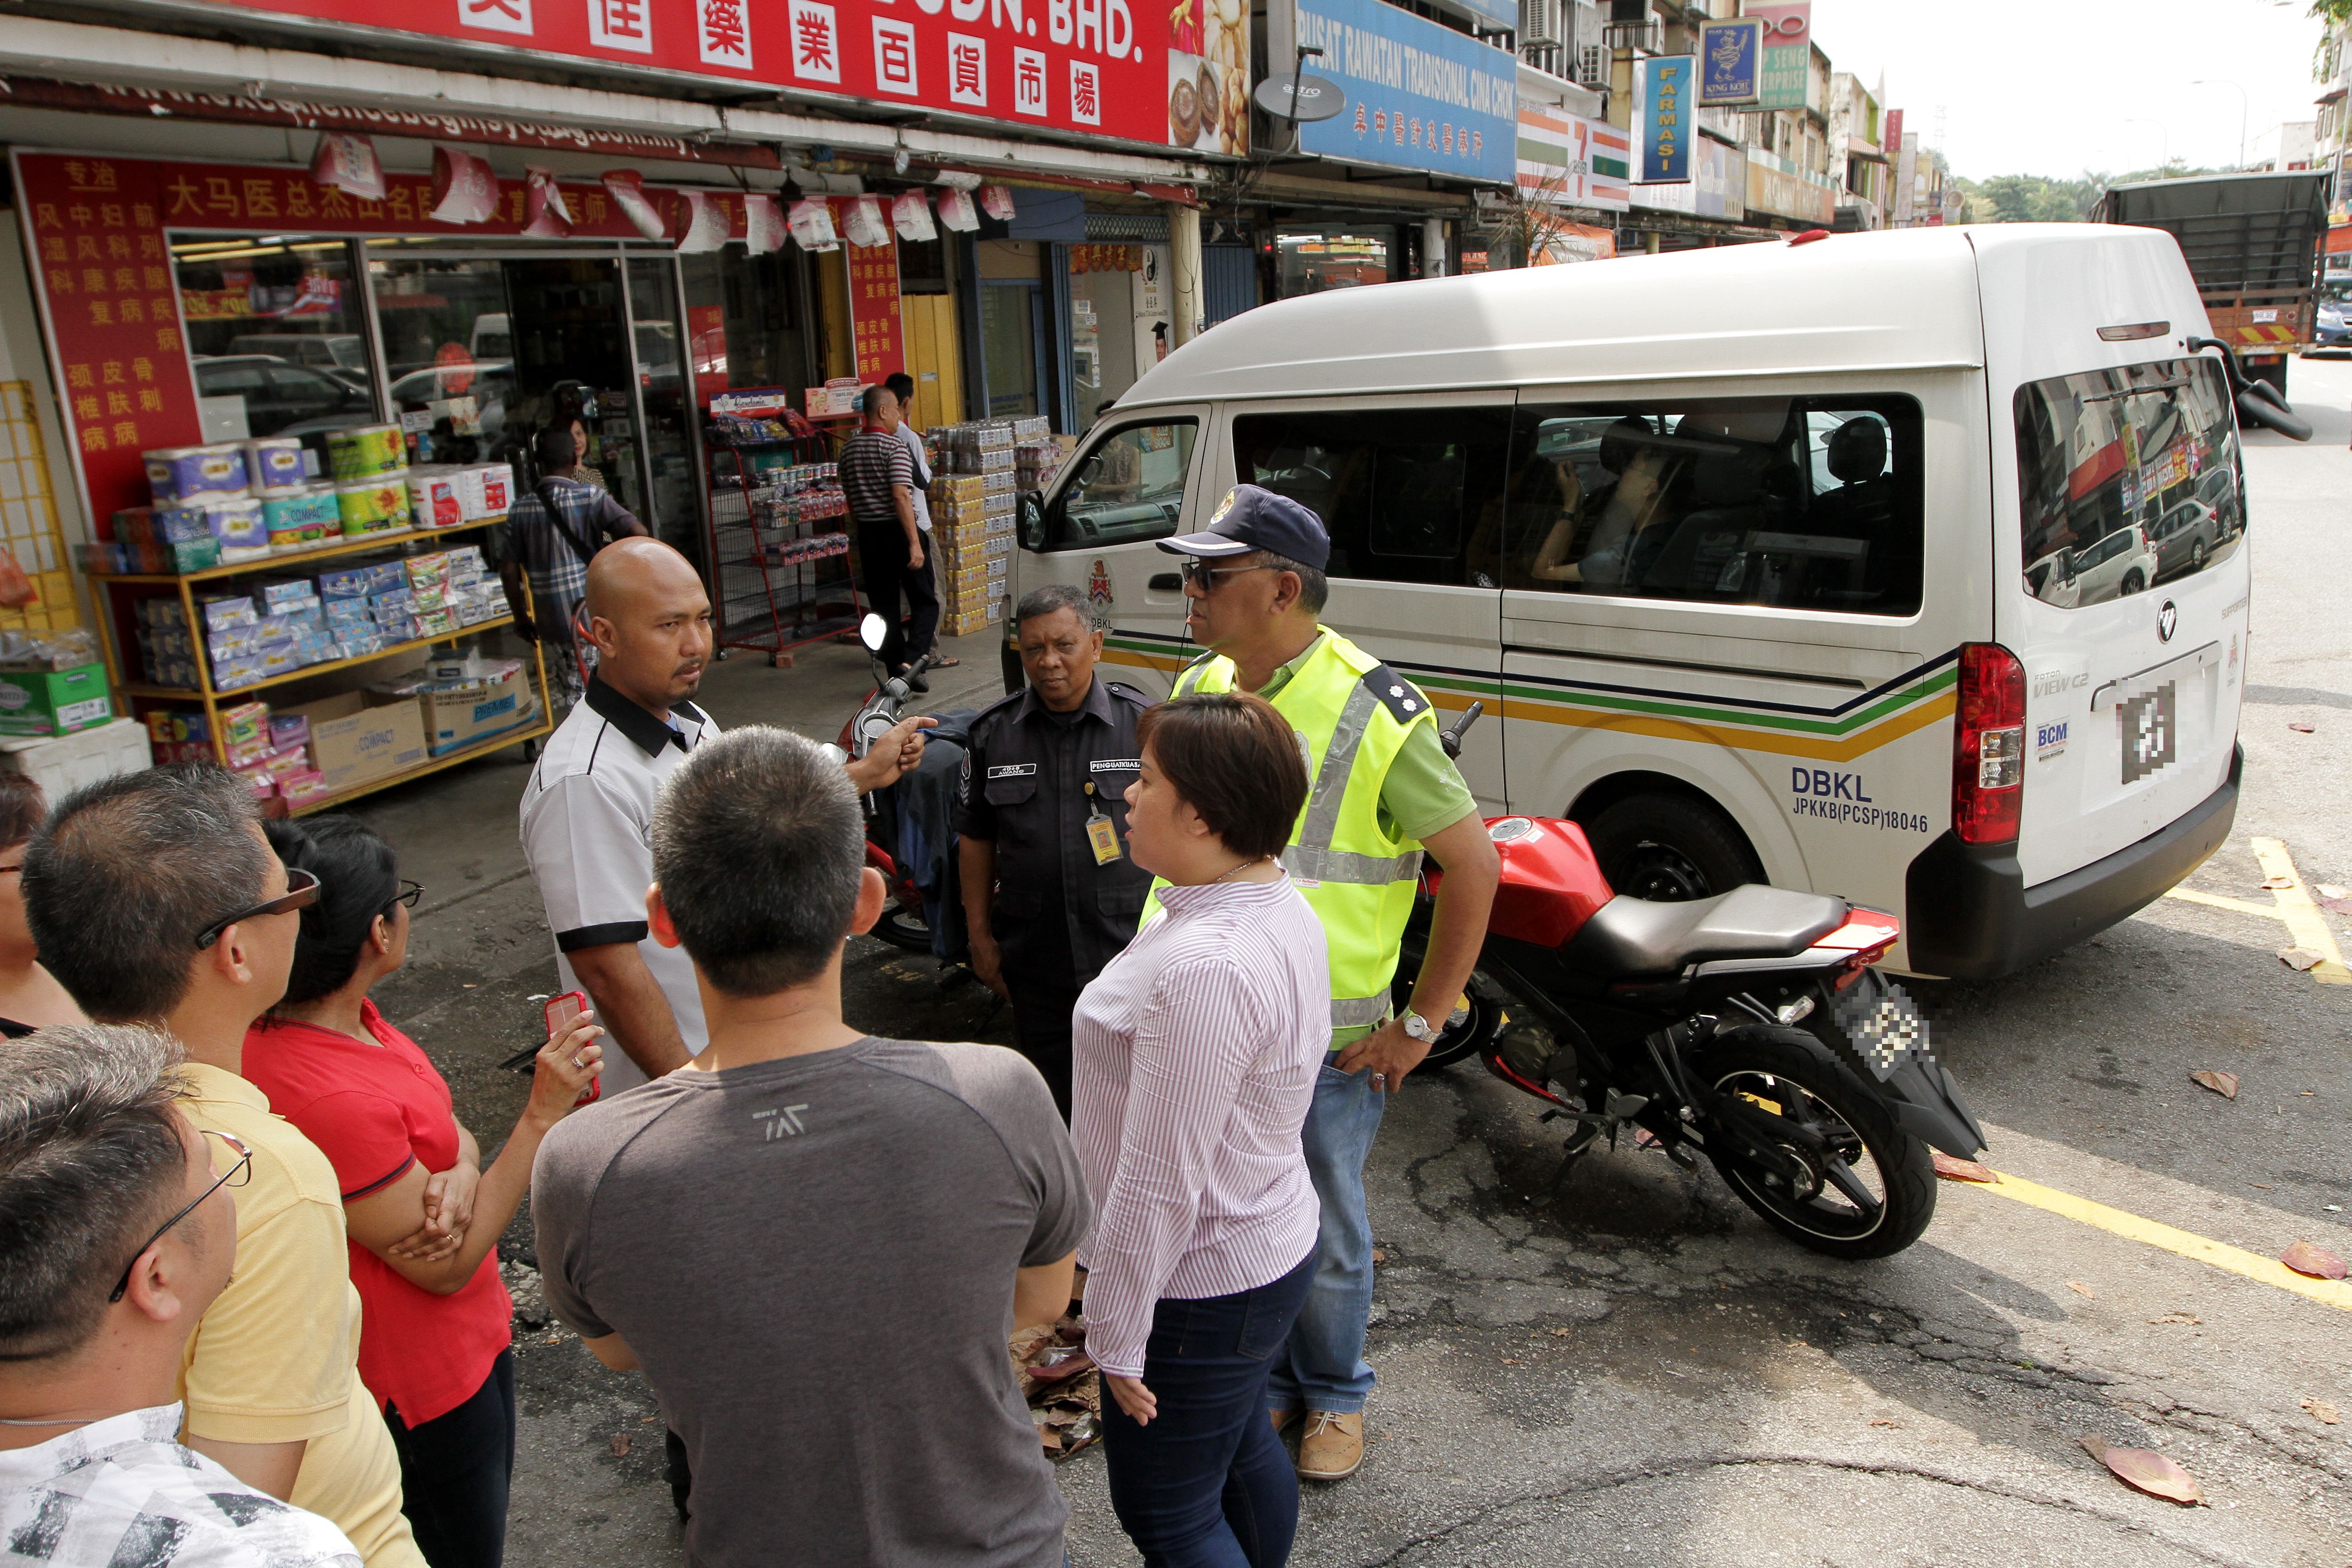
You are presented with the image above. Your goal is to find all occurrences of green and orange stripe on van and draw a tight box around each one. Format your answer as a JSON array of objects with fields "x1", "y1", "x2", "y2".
[{"x1": 1100, "y1": 632, "x2": 1960, "y2": 767}]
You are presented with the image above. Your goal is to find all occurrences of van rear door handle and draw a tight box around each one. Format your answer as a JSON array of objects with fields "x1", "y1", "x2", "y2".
[{"x1": 1148, "y1": 573, "x2": 1181, "y2": 591}]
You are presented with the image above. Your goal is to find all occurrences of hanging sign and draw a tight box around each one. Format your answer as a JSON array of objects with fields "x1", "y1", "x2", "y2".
[
  {"x1": 829, "y1": 197, "x2": 902, "y2": 382},
  {"x1": 1697, "y1": 19, "x2": 1762, "y2": 107},
  {"x1": 1637, "y1": 54, "x2": 1692, "y2": 184}
]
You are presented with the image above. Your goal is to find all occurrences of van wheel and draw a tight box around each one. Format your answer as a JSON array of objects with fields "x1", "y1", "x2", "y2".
[
  {"x1": 2119, "y1": 570, "x2": 2146, "y2": 596},
  {"x1": 1580, "y1": 794, "x2": 1763, "y2": 902}
]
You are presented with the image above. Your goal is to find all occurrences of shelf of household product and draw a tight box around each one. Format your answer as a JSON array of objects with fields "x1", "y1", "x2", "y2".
[
  {"x1": 81, "y1": 423, "x2": 512, "y2": 576},
  {"x1": 144, "y1": 647, "x2": 545, "y2": 815},
  {"x1": 74, "y1": 421, "x2": 554, "y2": 810},
  {"x1": 922, "y1": 416, "x2": 1067, "y2": 639},
  {"x1": 702, "y1": 396, "x2": 861, "y2": 664}
]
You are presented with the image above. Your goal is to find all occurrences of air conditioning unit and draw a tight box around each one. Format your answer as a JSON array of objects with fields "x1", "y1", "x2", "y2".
[
  {"x1": 1519, "y1": 0, "x2": 1559, "y2": 46},
  {"x1": 1578, "y1": 43, "x2": 1607, "y2": 86}
]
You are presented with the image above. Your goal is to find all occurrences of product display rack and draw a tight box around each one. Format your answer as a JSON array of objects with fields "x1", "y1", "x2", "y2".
[
  {"x1": 84, "y1": 518, "x2": 554, "y2": 811},
  {"x1": 701, "y1": 400, "x2": 861, "y2": 669}
]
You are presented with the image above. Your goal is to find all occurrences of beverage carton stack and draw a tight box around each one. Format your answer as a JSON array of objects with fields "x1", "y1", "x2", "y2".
[{"x1": 928, "y1": 418, "x2": 1038, "y2": 637}]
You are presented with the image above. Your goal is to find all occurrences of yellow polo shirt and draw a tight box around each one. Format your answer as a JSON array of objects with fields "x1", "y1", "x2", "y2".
[{"x1": 177, "y1": 1063, "x2": 424, "y2": 1568}]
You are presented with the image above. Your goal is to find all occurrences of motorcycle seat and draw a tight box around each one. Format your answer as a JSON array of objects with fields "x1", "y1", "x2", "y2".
[{"x1": 1564, "y1": 885, "x2": 1849, "y2": 979}]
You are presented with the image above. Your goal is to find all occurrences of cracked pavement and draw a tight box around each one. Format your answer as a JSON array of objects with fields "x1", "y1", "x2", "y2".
[{"x1": 343, "y1": 360, "x2": 2352, "y2": 1567}]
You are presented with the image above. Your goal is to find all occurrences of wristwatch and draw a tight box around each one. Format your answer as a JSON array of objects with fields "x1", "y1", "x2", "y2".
[{"x1": 1400, "y1": 1010, "x2": 1438, "y2": 1044}]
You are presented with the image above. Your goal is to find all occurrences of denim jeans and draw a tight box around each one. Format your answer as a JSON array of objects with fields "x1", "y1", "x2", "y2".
[
  {"x1": 1102, "y1": 1250, "x2": 1317, "y2": 1568},
  {"x1": 1264, "y1": 1060, "x2": 1387, "y2": 1416}
]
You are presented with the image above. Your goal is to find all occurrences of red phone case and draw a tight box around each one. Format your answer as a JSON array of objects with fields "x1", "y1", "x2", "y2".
[{"x1": 544, "y1": 991, "x2": 598, "y2": 1104}]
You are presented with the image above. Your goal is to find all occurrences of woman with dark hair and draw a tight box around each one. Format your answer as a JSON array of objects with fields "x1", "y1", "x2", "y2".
[
  {"x1": 566, "y1": 416, "x2": 606, "y2": 492},
  {"x1": 242, "y1": 816, "x2": 604, "y2": 1568},
  {"x1": 0, "y1": 773, "x2": 83, "y2": 1037},
  {"x1": 1073, "y1": 691, "x2": 1327, "y2": 1568}
]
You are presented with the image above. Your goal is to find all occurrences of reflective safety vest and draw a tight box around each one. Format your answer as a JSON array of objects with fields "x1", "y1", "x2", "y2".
[{"x1": 1171, "y1": 629, "x2": 1436, "y2": 1034}]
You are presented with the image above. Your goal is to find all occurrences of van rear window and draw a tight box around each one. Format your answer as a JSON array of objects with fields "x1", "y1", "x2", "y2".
[{"x1": 2013, "y1": 358, "x2": 2243, "y2": 608}]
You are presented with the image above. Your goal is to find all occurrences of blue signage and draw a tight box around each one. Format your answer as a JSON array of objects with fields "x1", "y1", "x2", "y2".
[
  {"x1": 1698, "y1": 19, "x2": 1762, "y2": 107},
  {"x1": 1295, "y1": 0, "x2": 1519, "y2": 185},
  {"x1": 1638, "y1": 53, "x2": 1692, "y2": 184}
]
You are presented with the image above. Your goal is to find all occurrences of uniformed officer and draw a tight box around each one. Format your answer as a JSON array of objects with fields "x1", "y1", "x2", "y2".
[
  {"x1": 1156, "y1": 485, "x2": 1501, "y2": 1484},
  {"x1": 956, "y1": 582, "x2": 1154, "y2": 1115}
]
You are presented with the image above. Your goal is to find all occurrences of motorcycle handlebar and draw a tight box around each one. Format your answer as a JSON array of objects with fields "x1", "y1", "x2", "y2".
[{"x1": 1439, "y1": 701, "x2": 1484, "y2": 760}]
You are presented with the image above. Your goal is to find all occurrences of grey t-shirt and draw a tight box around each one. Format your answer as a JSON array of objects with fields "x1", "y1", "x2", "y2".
[{"x1": 531, "y1": 1037, "x2": 1089, "y2": 1568}]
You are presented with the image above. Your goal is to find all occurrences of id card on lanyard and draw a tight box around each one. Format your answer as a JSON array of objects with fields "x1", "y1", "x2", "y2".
[{"x1": 1083, "y1": 781, "x2": 1122, "y2": 865}]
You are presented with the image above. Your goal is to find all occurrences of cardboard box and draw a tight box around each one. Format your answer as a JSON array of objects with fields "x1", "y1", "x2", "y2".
[
  {"x1": 0, "y1": 663, "x2": 113, "y2": 737},
  {"x1": 421, "y1": 663, "x2": 536, "y2": 756},
  {"x1": 282, "y1": 690, "x2": 427, "y2": 794},
  {"x1": 0, "y1": 719, "x2": 151, "y2": 801}
]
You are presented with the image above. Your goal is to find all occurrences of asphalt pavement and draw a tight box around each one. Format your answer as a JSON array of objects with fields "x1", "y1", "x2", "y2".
[{"x1": 346, "y1": 374, "x2": 2352, "y2": 1567}]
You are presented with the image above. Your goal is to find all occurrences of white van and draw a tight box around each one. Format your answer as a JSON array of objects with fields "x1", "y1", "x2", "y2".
[{"x1": 1006, "y1": 225, "x2": 2286, "y2": 976}]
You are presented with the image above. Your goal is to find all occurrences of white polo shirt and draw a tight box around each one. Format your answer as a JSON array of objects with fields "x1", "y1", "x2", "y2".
[
  {"x1": 519, "y1": 674, "x2": 718, "y2": 1094},
  {"x1": 895, "y1": 419, "x2": 932, "y2": 533}
]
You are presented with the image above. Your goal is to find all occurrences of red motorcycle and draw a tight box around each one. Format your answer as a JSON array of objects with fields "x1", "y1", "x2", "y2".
[{"x1": 1406, "y1": 705, "x2": 1984, "y2": 1260}]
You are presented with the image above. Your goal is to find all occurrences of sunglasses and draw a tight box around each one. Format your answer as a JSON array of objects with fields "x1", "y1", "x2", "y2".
[
  {"x1": 1179, "y1": 559, "x2": 1283, "y2": 593},
  {"x1": 109, "y1": 1130, "x2": 251, "y2": 1303},
  {"x1": 195, "y1": 866, "x2": 322, "y2": 951}
]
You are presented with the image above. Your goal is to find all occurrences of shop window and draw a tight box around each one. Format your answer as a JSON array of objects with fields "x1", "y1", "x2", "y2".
[
  {"x1": 1502, "y1": 395, "x2": 1924, "y2": 615},
  {"x1": 172, "y1": 237, "x2": 377, "y2": 441},
  {"x1": 1275, "y1": 227, "x2": 1396, "y2": 297},
  {"x1": 1044, "y1": 419, "x2": 1196, "y2": 549},
  {"x1": 370, "y1": 255, "x2": 515, "y2": 466},
  {"x1": 681, "y1": 250, "x2": 810, "y2": 399},
  {"x1": 1069, "y1": 245, "x2": 1165, "y2": 430},
  {"x1": 1231, "y1": 406, "x2": 1510, "y2": 588},
  {"x1": 899, "y1": 233, "x2": 951, "y2": 295}
]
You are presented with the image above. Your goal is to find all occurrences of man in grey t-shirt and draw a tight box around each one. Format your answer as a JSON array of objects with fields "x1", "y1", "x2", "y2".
[{"x1": 533, "y1": 726, "x2": 1086, "y2": 1568}]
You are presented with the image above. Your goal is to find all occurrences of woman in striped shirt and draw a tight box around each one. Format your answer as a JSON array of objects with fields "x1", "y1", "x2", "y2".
[{"x1": 1073, "y1": 691, "x2": 1327, "y2": 1568}]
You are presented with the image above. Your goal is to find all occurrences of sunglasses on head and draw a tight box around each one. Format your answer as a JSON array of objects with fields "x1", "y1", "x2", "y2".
[{"x1": 194, "y1": 866, "x2": 322, "y2": 951}]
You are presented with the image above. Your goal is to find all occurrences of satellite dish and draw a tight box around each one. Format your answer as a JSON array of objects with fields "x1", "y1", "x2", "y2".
[{"x1": 1253, "y1": 73, "x2": 1346, "y2": 122}]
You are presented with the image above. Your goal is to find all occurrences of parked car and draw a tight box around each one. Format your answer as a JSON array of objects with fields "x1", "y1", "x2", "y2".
[
  {"x1": 2147, "y1": 498, "x2": 2222, "y2": 579},
  {"x1": 2053, "y1": 523, "x2": 2160, "y2": 607},
  {"x1": 192, "y1": 354, "x2": 376, "y2": 439},
  {"x1": 2313, "y1": 296, "x2": 2352, "y2": 355},
  {"x1": 224, "y1": 333, "x2": 371, "y2": 392}
]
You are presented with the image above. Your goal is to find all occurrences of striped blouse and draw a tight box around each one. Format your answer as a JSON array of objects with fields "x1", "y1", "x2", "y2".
[{"x1": 1070, "y1": 873, "x2": 1330, "y2": 1379}]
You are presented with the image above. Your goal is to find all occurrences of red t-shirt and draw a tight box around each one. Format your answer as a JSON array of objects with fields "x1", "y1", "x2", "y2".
[{"x1": 244, "y1": 1000, "x2": 512, "y2": 1425}]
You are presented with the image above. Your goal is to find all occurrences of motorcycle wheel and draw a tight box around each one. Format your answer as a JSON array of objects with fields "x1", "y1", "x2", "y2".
[
  {"x1": 1700, "y1": 1030, "x2": 1935, "y2": 1261},
  {"x1": 872, "y1": 899, "x2": 933, "y2": 953},
  {"x1": 1402, "y1": 975, "x2": 1503, "y2": 1070}
]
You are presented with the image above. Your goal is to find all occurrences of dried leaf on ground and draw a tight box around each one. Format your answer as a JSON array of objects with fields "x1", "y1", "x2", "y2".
[
  {"x1": 2066, "y1": 1280, "x2": 2096, "y2": 1298},
  {"x1": 1870, "y1": 1418, "x2": 1899, "y2": 1428},
  {"x1": 1371, "y1": 1247, "x2": 1388, "y2": 1264},
  {"x1": 608, "y1": 1433, "x2": 631, "y2": 1457},
  {"x1": 2288, "y1": 722, "x2": 2316, "y2": 733},
  {"x1": 2278, "y1": 947, "x2": 2327, "y2": 972},
  {"x1": 2190, "y1": 1069, "x2": 2240, "y2": 1100},
  {"x1": 2147, "y1": 1313, "x2": 2200, "y2": 1325},
  {"x1": 2279, "y1": 1240, "x2": 2348, "y2": 1280},
  {"x1": 2080, "y1": 1437, "x2": 2203, "y2": 1504},
  {"x1": 2262, "y1": 875, "x2": 2297, "y2": 891},
  {"x1": 1932, "y1": 1150, "x2": 1998, "y2": 1183},
  {"x1": 2319, "y1": 883, "x2": 2350, "y2": 900},
  {"x1": 2302, "y1": 1397, "x2": 2342, "y2": 1425}
]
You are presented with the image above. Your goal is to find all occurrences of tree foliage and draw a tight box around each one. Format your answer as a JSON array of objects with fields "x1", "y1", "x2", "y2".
[{"x1": 1953, "y1": 167, "x2": 2220, "y2": 224}]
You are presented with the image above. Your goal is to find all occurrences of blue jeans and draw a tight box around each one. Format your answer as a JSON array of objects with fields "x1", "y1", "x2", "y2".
[
  {"x1": 1264, "y1": 1060, "x2": 1386, "y2": 1416},
  {"x1": 1102, "y1": 1250, "x2": 1317, "y2": 1568}
]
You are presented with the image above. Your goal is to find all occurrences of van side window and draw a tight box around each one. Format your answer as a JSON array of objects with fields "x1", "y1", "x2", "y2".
[
  {"x1": 2013, "y1": 358, "x2": 2242, "y2": 608},
  {"x1": 1501, "y1": 396, "x2": 1925, "y2": 617},
  {"x1": 1231, "y1": 407, "x2": 1511, "y2": 587},
  {"x1": 1045, "y1": 420, "x2": 1197, "y2": 550}
]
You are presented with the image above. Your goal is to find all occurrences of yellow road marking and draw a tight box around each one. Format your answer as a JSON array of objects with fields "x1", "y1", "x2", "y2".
[
  {"x1": 1967, "y1": 1169, "x2": 2352, "y2": 1312},
  {"x1": 2161, "y1": 837, "x2": 2352, "y2": 984}
]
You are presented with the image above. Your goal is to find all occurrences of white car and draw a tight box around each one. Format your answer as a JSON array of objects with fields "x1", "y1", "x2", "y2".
[{"x1": 2034, "y1": 524, "x2": 2158, "y2": 608}]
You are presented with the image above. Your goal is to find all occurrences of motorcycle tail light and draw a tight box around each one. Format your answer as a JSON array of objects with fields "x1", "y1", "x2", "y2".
[{"x1": 1953, "y1": 642, "x2": 2025, "y2": 845}]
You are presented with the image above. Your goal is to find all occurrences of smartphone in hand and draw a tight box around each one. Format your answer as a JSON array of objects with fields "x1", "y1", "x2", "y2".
[{"x1": 544, "y1": 990, "x2": 598, "y2": 1105}]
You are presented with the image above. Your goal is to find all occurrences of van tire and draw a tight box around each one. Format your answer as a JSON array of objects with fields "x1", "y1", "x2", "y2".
[{"x1": 1581, "y1": 793, "x2": 1764, "y2": 902}]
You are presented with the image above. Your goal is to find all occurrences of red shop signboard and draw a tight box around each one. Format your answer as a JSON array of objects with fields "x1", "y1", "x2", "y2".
[
  {"x1": 831, "y1": 199, "x2": 903, "y2": 385},
  {"x1": 12, "y1": 150, "x2": 762, "y2": 523},
  {"x1": 203, "y1": 0, "x2": 1179, "y2": 151}
]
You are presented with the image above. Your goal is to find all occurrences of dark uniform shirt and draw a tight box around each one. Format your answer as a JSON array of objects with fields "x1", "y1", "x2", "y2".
[{"x1": 954, "y1": 674, "x2": 1155, "y2": 983}]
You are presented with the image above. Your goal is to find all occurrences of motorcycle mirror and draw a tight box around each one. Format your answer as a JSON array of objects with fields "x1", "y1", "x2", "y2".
[
  {"x1": 2237, "y1": 388, "x2": 2312, "y2": 441},
  {"x1": 858, "y1": 612, "x2": 889, "y2": 653}
]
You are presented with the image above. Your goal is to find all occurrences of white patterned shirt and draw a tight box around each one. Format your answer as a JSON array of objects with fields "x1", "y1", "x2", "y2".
[
  {"x1": 0, "y1": 1403, "x2": 361, "y2": 1567},
  {"x1": 1070, "y1": 874, "x2": 1328, "y2": 1379}
]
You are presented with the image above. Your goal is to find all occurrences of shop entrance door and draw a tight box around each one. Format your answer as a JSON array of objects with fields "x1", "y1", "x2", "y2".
[{"x1": 978, "y1": 279, "x2": 1049, "y2": 419}]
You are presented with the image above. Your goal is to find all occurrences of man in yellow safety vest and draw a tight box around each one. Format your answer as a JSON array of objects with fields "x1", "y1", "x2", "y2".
[{"x1": 1158, "y1": 485, "x2": 1500, "y2": 1482}]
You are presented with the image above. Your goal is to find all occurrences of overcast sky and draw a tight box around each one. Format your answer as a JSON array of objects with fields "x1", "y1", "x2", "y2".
[{"x1": 1807, "y1": 0, "x2": 2332, "y2": 181}]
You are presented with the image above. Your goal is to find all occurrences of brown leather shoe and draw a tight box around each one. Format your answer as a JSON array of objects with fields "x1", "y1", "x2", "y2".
[
  {"x1": 1268, "y1": 1408, "x2": 1297, "y2": 1433},
  {"x1": 1294, "y1": 1410, "x2": 1364, "y2": 1480}
]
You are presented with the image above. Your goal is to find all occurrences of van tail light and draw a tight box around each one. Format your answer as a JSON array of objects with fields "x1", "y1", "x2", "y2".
[{"x1": 1953, "y1": 642, "x2": 2025, "y2": 845}]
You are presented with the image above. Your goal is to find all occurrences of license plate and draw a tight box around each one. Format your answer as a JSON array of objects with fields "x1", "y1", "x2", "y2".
[
  {"x1": 2116, "y1": 680, "x2": 2177, "y2": 786},
  {"x1": 1833, "y1": 982, "x2": 1932, "y2": 1081}
]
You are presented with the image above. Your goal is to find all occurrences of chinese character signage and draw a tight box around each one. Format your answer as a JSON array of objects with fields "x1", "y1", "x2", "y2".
[
  {"x1": 1637, "y1": 54, "x2": 1691, "y2": 184},
  {"x1": 196, "y1": 0, "x2": 1178, "y2": 150},
  {"x1": 1515, "y1": 106, "x2": 1629, "y2": 213},
  {"x1": 829, "y1": 198, "x2": 903, "y2": 383},
  {"x1": 1295, "y1": 0, "x2": 1516, "y2": 184},
  {"x1": 1743, "y1": 1, "x2": 1809, "y2": 112},
  {"x1": 1698, "y1": 18, "x2": 1761, "y2": 107}
]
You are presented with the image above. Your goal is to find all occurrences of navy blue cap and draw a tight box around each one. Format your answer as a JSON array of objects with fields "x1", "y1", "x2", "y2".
[{"x1": 1157, "y1": 483, "x2": 1330, "y2": 570}]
